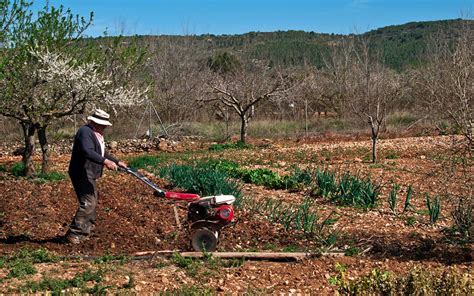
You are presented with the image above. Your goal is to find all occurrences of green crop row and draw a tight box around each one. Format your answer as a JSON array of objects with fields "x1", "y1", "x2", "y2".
[
  {"x1": 310, "y1": 169, "x2": 380, "y2": 209},
  {"x1": 199, "y1": 159, "x2": 312, "y2": 191}
]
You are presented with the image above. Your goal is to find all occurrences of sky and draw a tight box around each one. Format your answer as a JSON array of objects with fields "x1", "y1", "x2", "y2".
[{"x1": 31, "y1": 0, "x2": 473, "y2": 37}]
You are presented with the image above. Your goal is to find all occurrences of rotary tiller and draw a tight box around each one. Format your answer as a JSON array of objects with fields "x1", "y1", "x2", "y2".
[{"x1": 119, "y1": 166, "x2": 236, "y2": 251}]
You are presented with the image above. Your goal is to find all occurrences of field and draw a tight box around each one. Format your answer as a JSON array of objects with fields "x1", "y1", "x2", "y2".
[{"x1": 0, "y1": 135, "x2": 473, "y2": 294}]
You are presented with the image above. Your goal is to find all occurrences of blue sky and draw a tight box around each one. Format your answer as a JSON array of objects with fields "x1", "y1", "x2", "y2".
[{"x1": 32, "y1": 0, "x2": 473, "y2": 36}]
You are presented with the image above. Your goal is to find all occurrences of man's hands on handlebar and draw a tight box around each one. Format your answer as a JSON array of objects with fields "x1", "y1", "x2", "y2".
[{"x1": 104, "y1": 159, "x2": 128, "y2": 171}]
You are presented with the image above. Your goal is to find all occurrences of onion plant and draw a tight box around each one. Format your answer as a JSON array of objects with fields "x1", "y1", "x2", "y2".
[{"x1": 425, "y1": 194, "x2": 441, "y2": 224}]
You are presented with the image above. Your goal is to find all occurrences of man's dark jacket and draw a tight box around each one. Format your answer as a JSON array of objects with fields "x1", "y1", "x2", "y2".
[{"x1": 68, "y1": 124, "x2": 118, "y2": 179}]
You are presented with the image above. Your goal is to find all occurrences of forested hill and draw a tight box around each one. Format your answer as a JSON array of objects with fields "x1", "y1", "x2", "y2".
[{"x1": 120, "y1": 19, "x2": 473, "y2": 71}]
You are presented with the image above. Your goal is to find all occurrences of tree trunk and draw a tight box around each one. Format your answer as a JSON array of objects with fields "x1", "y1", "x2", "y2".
[
  {"x1": 21, "y1": 122, "x2": 36, "y2": 177},
  {"x1": 240, "y1": 114, "x2": 248, "y2": 143},
  {"x1": 371, "y1": 135, "x2": 377, "y2": 163},
  {"x1": 37, "y1": 125, "x2": 49, "y2": 174}
]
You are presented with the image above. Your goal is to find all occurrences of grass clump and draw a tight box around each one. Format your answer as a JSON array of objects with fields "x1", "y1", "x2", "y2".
[
  {"x1": 9, "y1": 162, "x2": 65, "y2": 182},
  {"x1": 93, "y1": 254, "x2": 128, "y2": 265},
  {"x1": 18, "y1": 268, "x2": 109, "y2": 294},
  {"x1": 2, "y1": 248, "x2": 58, "y2": 279},
  {"x1": 208, "y1": 141, "x2": 253, "y2": 151},
  {"x1": 32, "y1": 171, "x2": 66, "y2": 183}
]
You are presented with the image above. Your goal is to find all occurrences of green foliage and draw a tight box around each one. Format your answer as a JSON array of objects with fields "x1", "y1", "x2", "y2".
[
  {"x1": 334, "y1": 267, "x2": 473, "y2": 295},
  {"x1": 171, "y1": 253, "x2": 195, "y2": 269},
  {"x1": 128, "y1": 154, "x2": 163, "y2": 170},
  {"x1": 18, "y1": 268, "x2": 107, "y2": 294},
  {"x1": 243, "y1": 196, "x2": 338, "y2": 243},
  {"x1": 93, "y1": 254, "x2": 128, "y2": 265},
  {"x1": 11, "y1": 161, "x2": 25, "y2": 176},
  {"x1": 385, "y1": 152, "x2": 398, "y2": 160},
  {"x1": 0, "y1": 164, "x2": 6, "y2": 172},
  {"x1": 406, "y1": 216, "x2": 417, "y2": 226},
  {"x1": 7, "y1": 260, "x2": 36, "y2": 279},
  {"x1": 207, "y1": 51, "x2": 241, "y2": 74},
  {"x1": 33, "y1": 171, "x2": 66, "y2": 183},
  {"x1": 344, "y1": 246, "x2": 360, "y2": 256},
  {"x1": 404, "y1": 185, "x2": 415, "y2": 213},
  {"x1": 208, "y1": 141, "x2": 253, "y2": 151},
  {"x1": 201, "y1": 159, "x2": 312, "y2": 191},
  {"x1": 159, "y1": 163, "x2": 242, "y2": 199},
  {"x1": 426, "y1": 194, "x2": 441, "y2": 224},
  {"x1": 2, "y1": 248, "x2": 58, "y2": 279},
  {"x1": 313, "y1": 169, "x2": 338, "y2": 197},
  {"x1": 130, "y1": 19, "x2": 473, "y2": 72},
  {"x1": 282, "y1": 245, "x2": 302, "y2": 252},
  {"x1": 311, "y1": 169, "x2": 380, "y2": 209},
  {"x1": 388, "y1": 183, "x2": 400, "y2": 214},
  {"x1": 10, "y1": 163, "x2": 65, "y2": 181}
]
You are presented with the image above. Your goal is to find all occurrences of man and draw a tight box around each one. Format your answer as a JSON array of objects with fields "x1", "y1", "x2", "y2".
[{"x1": 66, "y1": 109, "x2": 126, "y2": 244}]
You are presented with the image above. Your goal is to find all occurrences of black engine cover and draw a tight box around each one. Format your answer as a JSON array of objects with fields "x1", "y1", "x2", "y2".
[{"x1": 188, "y1": 203, "x2": 213, "y2": 222}]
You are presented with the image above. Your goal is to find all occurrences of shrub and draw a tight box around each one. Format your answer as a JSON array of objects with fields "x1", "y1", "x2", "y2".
[{"x1": 11, "y1": 162, "x2": 26, "y2": 177}]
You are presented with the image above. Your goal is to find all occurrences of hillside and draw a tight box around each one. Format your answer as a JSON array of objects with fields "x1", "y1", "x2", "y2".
[{"x1": 126, "y1": 19, "x2": 472, "y2": 71}]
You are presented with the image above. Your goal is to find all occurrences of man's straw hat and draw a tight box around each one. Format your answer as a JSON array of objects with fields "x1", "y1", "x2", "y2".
[{"x1": 87, "y1": 109, "x2": 112, "y2": 126}]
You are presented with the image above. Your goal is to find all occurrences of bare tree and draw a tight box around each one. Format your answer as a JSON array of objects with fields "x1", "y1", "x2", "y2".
[
  {"x1": 206, "y1": 54, "x2": 294, "y2": 143},
  {"x1": 149, "y1": 36, "x2": 207, "y2": 127},
  {"x1": 412, "y1": 20, "x2": 473, "y2": 153},
  {"x1": 322, "y1": 35, "x2": 402, "y2": 162},
  {"x1": 351, "y1": 36, "x2": 403, "y2": 163},
  {"x1": 320, "y1": 37, "x2": 355, "y2": 117}
]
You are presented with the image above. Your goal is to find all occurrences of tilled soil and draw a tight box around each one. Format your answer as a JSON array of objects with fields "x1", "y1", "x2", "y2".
[{"x1": 0, "y1": 135, "x2": 472, "y2": 294}]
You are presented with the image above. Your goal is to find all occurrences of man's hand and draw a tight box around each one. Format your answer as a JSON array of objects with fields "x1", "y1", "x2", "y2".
[
  {"x1": 104, "y1": 159, "x2": 118, "y2": 170},
  {"x1": 118, "y1": 161, "x2": 127, "y2": 168}
]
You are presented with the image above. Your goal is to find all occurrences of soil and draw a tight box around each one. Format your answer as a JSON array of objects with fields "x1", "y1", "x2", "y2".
[{"x1": 0, "y1": 135, "x2": 472, "y2": 294}]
